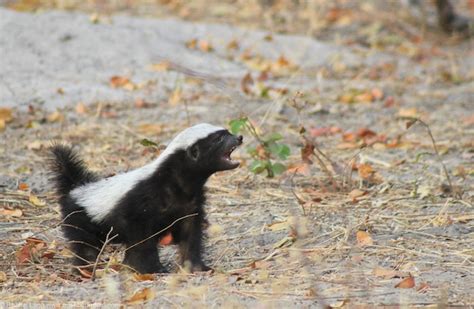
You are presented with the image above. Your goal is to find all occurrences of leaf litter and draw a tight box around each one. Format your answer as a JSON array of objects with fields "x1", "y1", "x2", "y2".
[{"x1": 1, "y1": 0, "x2": 473, "y2": 307}]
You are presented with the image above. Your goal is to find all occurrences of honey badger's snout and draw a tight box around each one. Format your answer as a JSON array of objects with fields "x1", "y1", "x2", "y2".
[{"x1": 220, "y1": 133, "x2": 243, "y2": 170}]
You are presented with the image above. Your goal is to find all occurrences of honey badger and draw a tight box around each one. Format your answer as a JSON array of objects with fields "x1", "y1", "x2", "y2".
[{"x1": 49, "y1": 123, "x2": 243, "y2": 274}]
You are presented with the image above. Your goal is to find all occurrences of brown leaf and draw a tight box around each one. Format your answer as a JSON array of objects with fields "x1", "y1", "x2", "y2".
[
  {"x1": 198, "y1": 40, "x2": 213, "y2": 52},
  {"x1": 159, "y1": 232, "x2": 173, "y2": 246},
  {"x1": 47, "y1": 111, "x2": 64, "y2": 123},
  {"x1": 358, "y1": 163, "x2": 374, "y2": 180},
  {"x1": 168, "y1": 88, "x2": 182, "y2": 105},
  {"x1": 417, "y1": 282, "x2": 430, "y2": 293},
  {"x1": 78, "y1": 268, "x2": 92, "y2": 279},
  {"x1": 301, "y1": 141, "x2": 315, "y2": 164},
  {"x1": 16, "y1": 238, "x2": 46, "y2": 264},
  {"x1": 286, "y1": 163, "x2": 311, "y2": 176},
  {"x1": 137, "y1": 123, "x2": 163, "y2": 135},
  {"x1": 356, "y1": 230, "x2": 373, "y2": 246},
  {"x1": 110, "y1": 76, "x2": 130, "y2": 88},
  {"x1": 373, "y1": 267, "x2": 406, "y2": 279},
  {"x1": 241, "y1": 73, "x2": 254, "y2": 95},
  {"x1": 133, "y1": 273, "x2": 155, "y2": 281},
  {"x1": 185, "y1": 38, "x2": 197, "y2": 49},
  {"x1": 0, "y1": 271, "x2": 6, "y2": 282},
  {"x1": 371, "y1": 88, "x2": 384, "y2": 100},
  {"x1": 134, "y1": 98, "x2": 148, "y2": 109},
  {"x1": 75, "y1": 102, "x2": 87, "y2": 114},
  {"x1": 226, "y1": 39, "x2": 239, "y2": 50},
  {"x1": 356, "y1": 128, "x2": 377, "y2": 139},
  {"x1": 29, "y1": 194, "x2": 46, "y2": 207},
  {"x1": 395, "y1": 276, "x2": 415, "y2": 289},
  {"x1": 0, "y1": 107, "x2": 13, "y2": 122},
  {"x1": 126, "y1": 287, "x2": 155, "y2": 304},
  {"x1": 348, "y1": 189, "x2": 367, "y2": 201},
  {"x1": 18, "y1": 182, "x2": 29, "y2": 191},
  {"x1": 310, "y1": 126, "x2": 342, "y2": 137},
  {"x1": 0, "y1": 208, "x2": 23, "y2": 217},
  {"x1": 398, "y1": 107, "x2": 419, "y2": 118},
  {"x1": 149, "y1": 61, "x2": 170, "y2": 72}
]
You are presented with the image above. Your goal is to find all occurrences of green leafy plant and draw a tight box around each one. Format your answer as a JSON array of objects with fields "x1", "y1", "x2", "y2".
[{"x1": 229, "y1": 117, "x2": 290, "y2": 177}]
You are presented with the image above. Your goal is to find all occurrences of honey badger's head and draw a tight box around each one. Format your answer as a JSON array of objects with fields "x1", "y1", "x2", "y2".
[
  {"x1": 165, "y1": 124, "x2": 243, "y2": 175},
  {"x1": 186, "y1": 129, "x2": 243, "y2": 173}
]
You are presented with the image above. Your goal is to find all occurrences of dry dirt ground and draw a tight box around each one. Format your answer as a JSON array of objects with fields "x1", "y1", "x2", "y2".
[{"x1": 0, "y1": 1, "x2": 473, "y2": 307}]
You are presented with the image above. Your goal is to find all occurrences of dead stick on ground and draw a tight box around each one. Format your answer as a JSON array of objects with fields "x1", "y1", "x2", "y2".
[
  {"x1": 91, "y1": 227, "x2": 118, "y2": 281},
  {"x1": 406, "y1": 118, "x2": 459, "y2": 198},
  {"x1": 125, "y1": 213, "x2": 198, "y2": 252}
]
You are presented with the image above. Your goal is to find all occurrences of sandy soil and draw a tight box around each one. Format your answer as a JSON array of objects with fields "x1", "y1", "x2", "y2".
[{"x1": 0, "y1": 1, "x2": 473, "y2": 307}]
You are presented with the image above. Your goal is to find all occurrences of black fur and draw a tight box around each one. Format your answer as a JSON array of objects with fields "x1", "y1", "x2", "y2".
[{"x1": 49, "y1": 129, "x2": 242, "y2": 274}]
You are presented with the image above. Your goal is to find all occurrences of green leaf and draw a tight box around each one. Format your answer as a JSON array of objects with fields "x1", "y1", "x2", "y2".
[
  {"x1": 266, "y1": 133, "x2": 283, "y2": 142},
  {"x1": 267, "y1": 143, "x2": 282, "y2": 156},
  {"x1": 229, "y1": 118, "x2": 247, "y2": 134},
  {"x1": 249, "y1": 160, "x2": 267, "y2": 174},
  {"x1": 140, "y1": 138, "x2": 158, "y2": 147},
  {"x1": 277, "y1": 145, "x2": 290, "y2": 160},
  {"x1": 271, "y1": 163, "x2": 286, "y2": 175},
  {"x1": 415, "y1": 152, "x2": 431, "y2": 163},
  {"x1": 246, "y1": 146, "x2": 258, "y2": 157}
]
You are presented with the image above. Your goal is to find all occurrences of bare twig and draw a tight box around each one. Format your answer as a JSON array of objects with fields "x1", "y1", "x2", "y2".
[
  {"x1": 406, "y1": 118, "x2": 459, "y2": 198},
  {"x1": 91, "y1": 227, "x2": 118, "y2": 281},
  {"x1": 125, "y1": 213, "x2": 198, "y2": 252}
]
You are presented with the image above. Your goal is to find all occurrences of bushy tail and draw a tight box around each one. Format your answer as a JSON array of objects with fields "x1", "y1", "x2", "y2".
[{"x1": 49, "y1": 144, "x2": 98, "y2": 196}]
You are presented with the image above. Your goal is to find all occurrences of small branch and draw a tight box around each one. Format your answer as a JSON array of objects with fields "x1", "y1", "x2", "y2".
[
  {"x1": 125, "y1": 213, "x2": 198, "y2": 252},
  {"x1": 91, "y1": 227, "x2": 118, "y2": 281},
  {"x1": 406, "y1": 118, "x2": 459, "y2": 198}
]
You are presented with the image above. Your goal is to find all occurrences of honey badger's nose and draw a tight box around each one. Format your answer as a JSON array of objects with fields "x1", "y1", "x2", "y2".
[{"x1": 237, "y1": 135, "x2": 243, "y2": 144}]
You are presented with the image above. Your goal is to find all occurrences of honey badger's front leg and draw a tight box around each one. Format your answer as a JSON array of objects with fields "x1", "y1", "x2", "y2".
[{"x1": 172, "y1": 214, "x2": 211, "y2": 272}]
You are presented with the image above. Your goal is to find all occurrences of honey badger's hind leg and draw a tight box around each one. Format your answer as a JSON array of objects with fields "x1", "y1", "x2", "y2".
[{"x1": 61, "y1": 197, "x2": 104, "y2": 272}]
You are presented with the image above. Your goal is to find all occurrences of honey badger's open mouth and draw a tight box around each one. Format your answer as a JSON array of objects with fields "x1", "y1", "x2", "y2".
[{"x1": 221, "y1": 138, "x2": 242, "y2": 169}]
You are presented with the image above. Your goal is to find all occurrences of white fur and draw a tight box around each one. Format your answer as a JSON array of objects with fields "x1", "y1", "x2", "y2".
[{"x1": 70, "y1": 123, "x2": 224, "y2": 222}]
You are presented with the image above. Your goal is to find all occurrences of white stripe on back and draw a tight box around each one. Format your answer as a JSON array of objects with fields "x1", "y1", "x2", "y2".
[{"x1": 70, "y1": 123, "x2": 224, "y2": 222}]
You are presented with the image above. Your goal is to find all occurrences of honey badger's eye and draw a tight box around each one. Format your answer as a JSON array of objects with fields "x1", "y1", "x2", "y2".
[{"x1": 217, "y1": 136, "x2": 225, "y2": 143}]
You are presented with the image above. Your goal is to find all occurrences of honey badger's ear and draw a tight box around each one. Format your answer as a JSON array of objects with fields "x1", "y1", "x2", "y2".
[{"x1": 187, "y1": 144, "x2": 200, "y2": 161}]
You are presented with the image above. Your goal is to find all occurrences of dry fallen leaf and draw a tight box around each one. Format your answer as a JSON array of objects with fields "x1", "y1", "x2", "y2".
[
  {"x1": 373, "y1": 267, "x2": 407, "y2": 279},
  {"x1": 395, "y1": 276, "x2": 415, "y2": 289},
  {"x1": 137, "y1": 123, "x2": 163, "y2": 135},
  {"x1": 16, "y1": 238, "x2": 46, "y2": 264},
  {"x1": 267, "y1": 220, "x2": 290, "y2": 232},
  {"x1": 149, "y1": 61, "x2": 170, "y2": 72},
  {"x1": 241, "y1": 72, "x2": 254, "y2": 95},
  {"x1": 168, "y1": 88, "x2": 182, "y2": 105},
  {"x1": 0, "y1": 208, "x2": 23, "y2": 217},
  {"x1": 358, "y1": 163, "x2": 375, "y2": 180},
  {"x1": 0, "y1": 107, "x2": 13, "y2": 123},
  {"x1": 133, "y1": 273, "x2": 155, "y2": 281},
  {"x1": 371, "y1": 88, "x2": 384, "y2": 100},
  {"x1": 109, "y1": 76, "x2": 135, "y2": 90},
  {"x1": 29, "y1": 194, "x2": 46, "y2": 207},
  {"x1": 227, "y1": 39, "x2": 239, "y2": 50},
  {"x1": 76, "y1": 102, "x2": 87, "y2": 114},
  {"x1": 159, "y1": 232, "x2": 173, "y2": 246},
  {"x1": 286, "y1": 163, "x2": 311, "y2": 176},
  {"x1": 348, "y1": 189, "x2": 367, "y2": 201},
  {"x1": 356, "y1": 230, "x2": 374, "y2": 246},
  {"x1": 126, "y1": 287, "x2": 155, "y2": 304},
  {"x1": 134, "y1": 98, "x2": 148, "y2": 109},
  {"x1": 0, "y1": 271, "x2": 6, "y2": 282},
  {"x1": 18, "y1": 182, "x2": 29, "y2": 191},
  {"x1": 47, "y1": 111, "x2": 64, "y2": 123},
  {"x1": 417, "y1": 282, "x2": 430, "y2": 293},
  {"x1": 398, "y1": 107, "x2": 419, "y2": 118}
]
